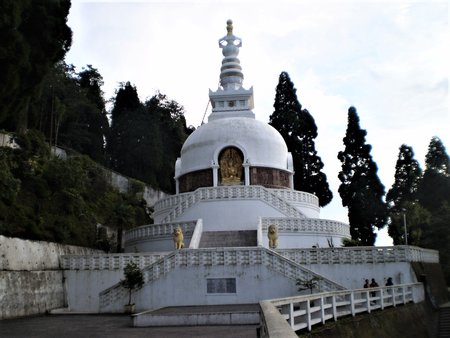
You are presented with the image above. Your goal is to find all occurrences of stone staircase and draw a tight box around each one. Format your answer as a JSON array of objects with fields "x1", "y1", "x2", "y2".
[
  {"x1": 439, "y1": 303, "x2": 450, "y2": 337},
  {"x1": 199, "y1": 230, "x2": 257, "y2": 248}
]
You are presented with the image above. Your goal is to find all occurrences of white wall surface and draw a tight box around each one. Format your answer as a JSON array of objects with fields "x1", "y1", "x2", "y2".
[
  {"x1": 0, "y1": 235, "x2": 101, "y2": 271},
  {"x1": 307, "y1": 262, "x2": 416, "y2": 289},
  {"x1": 64, "y1": 270, "x2": 123, "y2": 312},
  {"x1": 0, "y1": 236, "x2": 102, "y2": 319},
  {"x1": 175, "y1": 199, "x2": 286, "y2": 231},
  {"x1": 97, "y1": 264, "x2": 300, "y2": 313},
  {"x1": 0, "y1": 271, "x2": 64, "y2": 319}
]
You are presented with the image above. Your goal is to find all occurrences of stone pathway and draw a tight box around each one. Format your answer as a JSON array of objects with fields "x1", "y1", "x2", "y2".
[{"x1": 0, "y1": 314, "x2": 258, "y2": 338}]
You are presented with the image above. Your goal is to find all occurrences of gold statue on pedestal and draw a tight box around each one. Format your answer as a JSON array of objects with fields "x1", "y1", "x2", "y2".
[
  {"x1": 172, "y1": 227, "x2": 184, "y2": 249},
  {"x1": 220, "y1": 147, "x2": 243, "y2": 185},
  {"x1": 268, "y1": 224, "x2": 278, "y2": 249}
]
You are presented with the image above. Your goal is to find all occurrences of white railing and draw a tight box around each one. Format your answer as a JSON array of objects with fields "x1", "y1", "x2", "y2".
[
  {"x1": 158, "y1": 186, "x2": 306, "y2": 223},
  {"x1": 98, "y1": 247, "x2": 345, "y2": 311},
  {"x1": 403, "y1": 245, "x2": 440, "y2": 263},
  {"x1": 269, "y1": 283, "x2": 424, "y2": 332},
  {"x1": 124, "y1": 220, "x2": 197, "y2": 243},
  {"x1": 60, "y1": 253, "x2": 169, "y2": 270},
  {"x1": 276, "y1": 245, "x2": 439, "y2": 265},
  {"x1": 270, "y1": 189, "x2": 319, "y2": 207},
  {"x1": 261, "y1": 217, "x2": 350, "y2": 237}
]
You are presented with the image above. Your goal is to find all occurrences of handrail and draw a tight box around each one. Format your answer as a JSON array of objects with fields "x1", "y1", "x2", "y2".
[
  {"x1": 188, "y1": 219, "x2": 203, "y2": 249},
  {"x1": 98, "y1": 247, "x2": 345, "y2": 311},
  {"x1": 267, "y1": 283, "x2": 424, "y2": 333}
]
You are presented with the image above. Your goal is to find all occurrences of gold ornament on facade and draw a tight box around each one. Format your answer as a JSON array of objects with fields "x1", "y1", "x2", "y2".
[{"x1": 219, "y1": 147, "x2": 243, "y2": 185}]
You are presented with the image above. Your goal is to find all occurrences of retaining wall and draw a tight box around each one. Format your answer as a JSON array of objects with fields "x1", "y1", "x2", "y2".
[{"x1": 0, "y1": 236, "x2": 102, "y2": 319}]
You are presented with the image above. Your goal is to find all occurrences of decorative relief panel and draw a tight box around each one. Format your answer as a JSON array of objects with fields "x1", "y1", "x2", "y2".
[
  {"x1": 179, "y1": 169, "x2": 213, "y2": 193},
  {"x1": 250, "y1": 167, "x2": 290, "y2": 189}
]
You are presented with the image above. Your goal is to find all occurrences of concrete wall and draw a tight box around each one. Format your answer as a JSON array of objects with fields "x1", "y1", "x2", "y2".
[
  {"x1": 0, "y1": 236, "x2": 102, "y2": 319},
  {"x1": 308, "y1": 262, "x2": 417, "y2": 289},
  {"x1": 89, "y1": 264, "x2": 300, "y2": 313}
]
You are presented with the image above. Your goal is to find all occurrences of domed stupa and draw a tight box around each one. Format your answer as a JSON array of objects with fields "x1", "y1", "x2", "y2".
[
  {"x1": 125, "y1": 20, "x2": 350, "y2": 251},
  {"x1": 62, "y1": 20, "x2": 431, "y2": 318}
]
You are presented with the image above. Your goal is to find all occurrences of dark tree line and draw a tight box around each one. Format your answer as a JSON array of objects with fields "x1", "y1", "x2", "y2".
[
  {"x1": 0, "y1": 0, "x2": 72, "y2": 133},
  {"x1": 0, "y1": 1, "x2": 192, "y2": 249},
  {"x1": 387, "y1": 136, "x2": 450, "y2": 282},
  {"x1": 107, "y1": 82, "x2": 193, "y2": 193},
  {"x1": 0, "y1": 131, "x2": 150, "y2": 249}
]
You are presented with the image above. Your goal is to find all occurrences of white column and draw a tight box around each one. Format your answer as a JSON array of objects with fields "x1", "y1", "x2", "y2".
[
  {"x1": 175, "y1": 178, "x2": 179, "y2": 194},
  {"x1": 212, "y1": 162, "x2": 220, "y2": 187},
  {"x1": 243, "y1": 162, "x2": 250, "y2": 185}
]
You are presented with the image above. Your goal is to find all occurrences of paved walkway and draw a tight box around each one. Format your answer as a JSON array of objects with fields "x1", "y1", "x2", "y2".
[{"x1": 0, "y1": 314, "x2": 259, "y2": 338}]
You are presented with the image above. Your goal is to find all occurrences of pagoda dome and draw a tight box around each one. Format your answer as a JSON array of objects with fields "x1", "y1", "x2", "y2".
[
  {"x1": 178, "y1": 117, "x2": 290, "y2": 178},
  {"x1": 174, "y1": 20, "x2": 294, "y2": 194}
]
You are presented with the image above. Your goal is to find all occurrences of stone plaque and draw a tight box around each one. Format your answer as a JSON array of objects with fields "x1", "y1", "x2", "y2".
[{"x1": 206, "y1": 278, "x2": 236, "y2": 294}]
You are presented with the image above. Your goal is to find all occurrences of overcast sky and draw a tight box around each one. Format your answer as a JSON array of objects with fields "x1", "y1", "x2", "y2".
[{"x1": 66, "y1": 0, "x2": 448, "y2": 246}]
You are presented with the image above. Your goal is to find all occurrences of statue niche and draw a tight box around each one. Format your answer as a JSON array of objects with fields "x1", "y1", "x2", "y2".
[{"x1": 219, "y1": 147, "x2": 243, "y2": 185}]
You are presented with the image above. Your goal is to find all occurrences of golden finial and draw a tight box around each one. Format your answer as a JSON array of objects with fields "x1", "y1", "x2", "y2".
[{"x1": 226, "y1": 19, "x2": 233, "y2": 35}]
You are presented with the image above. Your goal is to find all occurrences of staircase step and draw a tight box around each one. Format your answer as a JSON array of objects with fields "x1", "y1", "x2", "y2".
[{"x1": 199, "y1": 230, "x2": 257, "y2": 248}]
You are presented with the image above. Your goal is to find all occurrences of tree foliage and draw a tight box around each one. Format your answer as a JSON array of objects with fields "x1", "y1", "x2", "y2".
[
  {"x1": 337, "y1": 106, "x2": 387, "y2": 245},
  {"x1": 386, "y1": 145, "x2": 422, "y2": 244},
  {"x1": 0, "y1": 131, "x2": 150, "y2": 248},
  {"x1": 418, "y1": 136, "x2": 450, "y2": 212},
  {"x1": 121, "y1": 262, "x2": 144, "y2": 305},
  {"x1": 0, "y1": 0, "x2": 72, "y2": 132},
  {"x1": 27, "y1": 62, "x2": 109, "y2": 164},
  {"x1": 107, "y1": 84, "x2": 191, "y2": 192},
  {"x1": 416, "y1": 137, "x2": 450, "y2": 282},
  {"x1": 269, "y1": 72, "x2": 332, "y2": 207}
]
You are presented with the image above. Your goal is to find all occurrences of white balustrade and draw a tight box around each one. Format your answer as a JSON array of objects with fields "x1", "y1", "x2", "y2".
[
  {"x1": 124, "y1": 221, "x2": 197, "y2": 243},
  {"x1": 270, "y1": 283, "x2": 424, "y2": 332},
  {"x1": 276, "y1": 246, "x2": 439, "y2": 265},
  {"x1": 261, "y1": 217, "x2": 350, "y2": 236},
  {"x1": 60, "y1": 253, "x2": 168, "y2": 270}
]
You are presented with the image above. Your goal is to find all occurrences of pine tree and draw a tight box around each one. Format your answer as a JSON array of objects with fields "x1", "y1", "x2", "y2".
[
  {"x1": 337, "y1": 106, "x2": 387, "y2": 245},
  {"x1": 417, "y1": 136, "x2": 450, "y2": 283},
  {"x1": 76, "y1": 65, "x2": 109, "y2": 164},
  {"x1": 418, "y1": 136, "x2": 450, "y2": 212},
  {"x1": 107, "y1": 82, "x2": 143, "y2": 174},
  {"x1": 269, "y1": 72, "x2": 332, "y2": 207},
  {"x1": 386, "y1": 145, "x2": 422, "y2": 244}
]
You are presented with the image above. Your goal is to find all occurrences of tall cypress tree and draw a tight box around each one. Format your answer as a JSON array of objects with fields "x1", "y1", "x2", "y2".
[
  {"x1": 386, "y1": 145, "x2": 423, "y2": 244},
  {"x1": 417, "y1": 136, "x2": 450, "y2": 283},
  {"x1": 76, "y1": 65, "x2": 109, "y2": 164},
  {"x1": 107, "y1": 82, "x2": 143, "y2": 174},
  {"x1": 337, "y1": 106, "x2": 387, "y2": 245},
  {"x1": 269, "y1": 71, "x2": 332, "y2": 207},
  {"x1": 418, "y1": 136, "x2": 450, "y2": 212}
]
